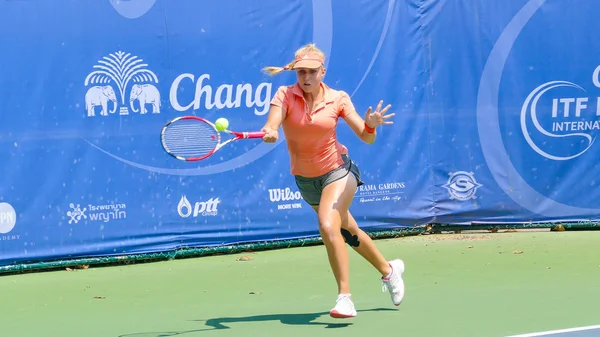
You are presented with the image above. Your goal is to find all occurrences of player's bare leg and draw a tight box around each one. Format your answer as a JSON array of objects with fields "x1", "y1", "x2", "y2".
[
  {"x1": 316, "y1": 173, "x2": 359, "y2": 318},
  {"x1": 312, "y1": 172, "x2": 406, "y2": 309}
]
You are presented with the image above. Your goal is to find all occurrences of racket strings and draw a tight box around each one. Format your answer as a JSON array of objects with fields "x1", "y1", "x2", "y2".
[{"x1": 162, "y1": 119, "x2": 219, "y2": 159}]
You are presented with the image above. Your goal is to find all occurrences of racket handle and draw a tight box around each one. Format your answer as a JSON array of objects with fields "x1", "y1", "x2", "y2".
[{"x1": 243, "y1": 132, "x2": 266, "y2": 139}]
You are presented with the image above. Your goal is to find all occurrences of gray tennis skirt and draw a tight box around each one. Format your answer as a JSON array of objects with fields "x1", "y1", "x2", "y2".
[{"x1": 294, "y1": 154, "x2": 365, "y2": 206}]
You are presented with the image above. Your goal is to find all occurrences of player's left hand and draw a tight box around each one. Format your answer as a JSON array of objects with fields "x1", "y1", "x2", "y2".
[{"x1": 364, "y1": 100, "x2": 395, "y2": 128}]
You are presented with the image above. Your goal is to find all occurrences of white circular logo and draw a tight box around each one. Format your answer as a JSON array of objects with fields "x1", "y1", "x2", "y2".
[
  {"x1": 521, "y1": 81, "x2": 595, "y2": 161},
  {"x1": 443, "y1": 171, "x2": 482, "y2": 201},
  {"x1": 0, "y1": 202, "x2": 17, "y2": 234},
  {"x1": 109, "y1": 0, "x2": 157, "y2": 19}
]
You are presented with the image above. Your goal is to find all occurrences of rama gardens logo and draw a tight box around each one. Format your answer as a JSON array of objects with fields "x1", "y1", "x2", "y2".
[{"x1": 84, "y1": 51, "x2": 160, "y2": 117}]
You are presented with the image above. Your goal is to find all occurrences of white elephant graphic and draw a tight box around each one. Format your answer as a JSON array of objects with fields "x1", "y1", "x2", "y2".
[
  {"x1": 85, "y1": 85, "x2": 117, "y2": 117},
  {"x1": 129, "y1": 84, "x2": 160, "y2": 114}
]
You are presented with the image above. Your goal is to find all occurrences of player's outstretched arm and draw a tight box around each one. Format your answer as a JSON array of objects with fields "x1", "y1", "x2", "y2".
[{"x1": 343, "y1": 100, "x2": 395, "y2": 144}]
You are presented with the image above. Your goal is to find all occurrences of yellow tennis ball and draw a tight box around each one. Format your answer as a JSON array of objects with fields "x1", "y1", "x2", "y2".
[{"x1": 215, "y1": 117, "x2": 229, "y2": 131}]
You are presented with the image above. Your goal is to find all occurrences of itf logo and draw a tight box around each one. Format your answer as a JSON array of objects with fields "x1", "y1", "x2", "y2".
[
  {"x1": 84, "y1": 51, "x2": 160, "y2": 117},
  {"x1": 476, "y1": 0, "x2": 600, "y2": 216},
  {"x1": 520, "y1": 64, "x2": 600, "y2": 161},
  {"x1": 443, "y1": 171, "x2": 482, "y2": 201},
  {"x1": 521, "y1": 77, "x2": 600, "y2": 161}
]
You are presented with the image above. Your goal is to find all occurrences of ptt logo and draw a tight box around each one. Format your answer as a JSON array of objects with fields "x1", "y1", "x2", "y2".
[
  {"x1": 84, "y1": 51, "x2": 160, "y2": 117},
  {"x1": 443, "y1": 171, "x2": 482, "y2": 201},
  {"x1": 177, "y1": 195, "x2": 220, "y2": 218}
]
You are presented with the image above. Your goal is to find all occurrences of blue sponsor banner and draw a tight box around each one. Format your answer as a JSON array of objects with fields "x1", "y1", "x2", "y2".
[{"x1": 0, "y1": 0, "x2": 598, "y2": 266}]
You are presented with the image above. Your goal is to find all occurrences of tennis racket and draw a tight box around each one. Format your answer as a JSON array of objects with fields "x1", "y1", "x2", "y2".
[{"x1": 160, "y1": 116, "x2": 266, "y2": 161}]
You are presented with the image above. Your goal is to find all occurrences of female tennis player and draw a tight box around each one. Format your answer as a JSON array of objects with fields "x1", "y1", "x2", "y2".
[{"x1": 260, "y1": 43, "x2": 405, "y2": 318}]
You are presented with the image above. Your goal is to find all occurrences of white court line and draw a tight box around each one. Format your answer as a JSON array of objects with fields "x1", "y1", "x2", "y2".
[{"x1": 506, "y1": 325, "x2": 600, "y2": 337}]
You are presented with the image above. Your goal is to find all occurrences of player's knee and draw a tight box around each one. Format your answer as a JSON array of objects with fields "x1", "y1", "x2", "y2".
[
  {"x1": 318, "y1": 218, "x2": 337, "y2": 239},
  {"x1": 340, "y1": 228, "x2": 360, "y2": 247}
]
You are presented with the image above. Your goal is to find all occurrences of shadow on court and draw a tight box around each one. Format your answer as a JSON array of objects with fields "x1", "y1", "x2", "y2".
[{"x1": 118, "y1": 308, "x2": 396, "y2": 336}]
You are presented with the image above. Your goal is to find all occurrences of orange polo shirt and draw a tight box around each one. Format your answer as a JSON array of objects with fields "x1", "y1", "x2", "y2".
[{"x1": 270, "y1": 83, "x2": 356, "y2": 178}]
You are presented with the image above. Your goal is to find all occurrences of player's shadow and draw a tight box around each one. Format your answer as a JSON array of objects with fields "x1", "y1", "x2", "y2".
[{"x1": 118, "y1": 308, "x2": 396, "y2": 336}]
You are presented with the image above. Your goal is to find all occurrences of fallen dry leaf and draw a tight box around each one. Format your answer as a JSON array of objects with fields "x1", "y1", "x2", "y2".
[
  {"x1": 467, "y1": 245, "x2": 473, "y2": 249},
  {"x1": 236, "y1": 256, "x2": 253, "y2": 261},
  {"x1": 93, "y1": 296, "x2": 105, "y2": 299},
  {"x1": 513, "y1": 250, "x2": 523, "y2": 254},
  {"x1": 249, "y1": 291, "x2": 261, "y2": 295}
]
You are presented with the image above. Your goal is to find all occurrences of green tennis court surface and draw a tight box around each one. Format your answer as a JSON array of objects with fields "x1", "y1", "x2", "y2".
[{"x1": 1, "y1": 230, "x2": 599, "y2": 337}]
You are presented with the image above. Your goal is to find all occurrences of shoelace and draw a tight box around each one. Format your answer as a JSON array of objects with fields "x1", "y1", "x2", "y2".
[
  {"x1": 382, "y1": 280, "x2": 390, "y2": 292},
  {"x1": 382, "y1": 276, "x2": 396, "y2": 294}
]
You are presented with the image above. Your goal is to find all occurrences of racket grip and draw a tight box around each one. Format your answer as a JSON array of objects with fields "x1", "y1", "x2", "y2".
[{"x1": 244, "y1": 132, "x2": 266, "y2": 139}]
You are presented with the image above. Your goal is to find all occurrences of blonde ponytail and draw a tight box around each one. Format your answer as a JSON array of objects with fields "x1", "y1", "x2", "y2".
[
  {"x1": 262, "y1": 60, "x2": 296, "y2": 76},
  {"x1": 262, "y1": 43, "x2": 326, "y2": 76}
]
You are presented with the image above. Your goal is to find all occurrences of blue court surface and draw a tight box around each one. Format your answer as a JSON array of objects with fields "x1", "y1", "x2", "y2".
[{"x1": 508, "y1": 326, "x2": 600, "y2": 337}]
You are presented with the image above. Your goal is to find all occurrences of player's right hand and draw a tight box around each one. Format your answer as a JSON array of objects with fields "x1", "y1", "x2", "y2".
[{"x1": 261, "y1": 127, "x2": 278, "y2": 143}]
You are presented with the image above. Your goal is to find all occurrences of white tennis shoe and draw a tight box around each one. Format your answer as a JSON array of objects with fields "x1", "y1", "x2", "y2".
[
  {"x1": 381, "y1": 259, "x2": 405, "y2": 306},
  {"x1": 329, "y1": 294, "x2": 357, "y2": 318}
]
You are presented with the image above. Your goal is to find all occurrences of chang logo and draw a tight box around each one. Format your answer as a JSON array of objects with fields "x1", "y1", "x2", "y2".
[
  {"x1": 443, "y1": 171, "x2": 482, "y2": 201},
  {"x1": 169, "y1": 73, "x2": 271, "y2": 116},
  {"x1": 84, "y1": 51, "x2": 160, "y2": 117},
  {"x1": 82, "y1": 0, "x2": 398, "y2": 176},
  {"x1": 520, "y1": 71, "x2": 600, "y2": 161}
]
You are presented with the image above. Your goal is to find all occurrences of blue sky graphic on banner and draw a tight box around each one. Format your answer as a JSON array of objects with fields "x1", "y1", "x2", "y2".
[{"x1": 0, "y1": 0, "x2": 599, "y2": 266}]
